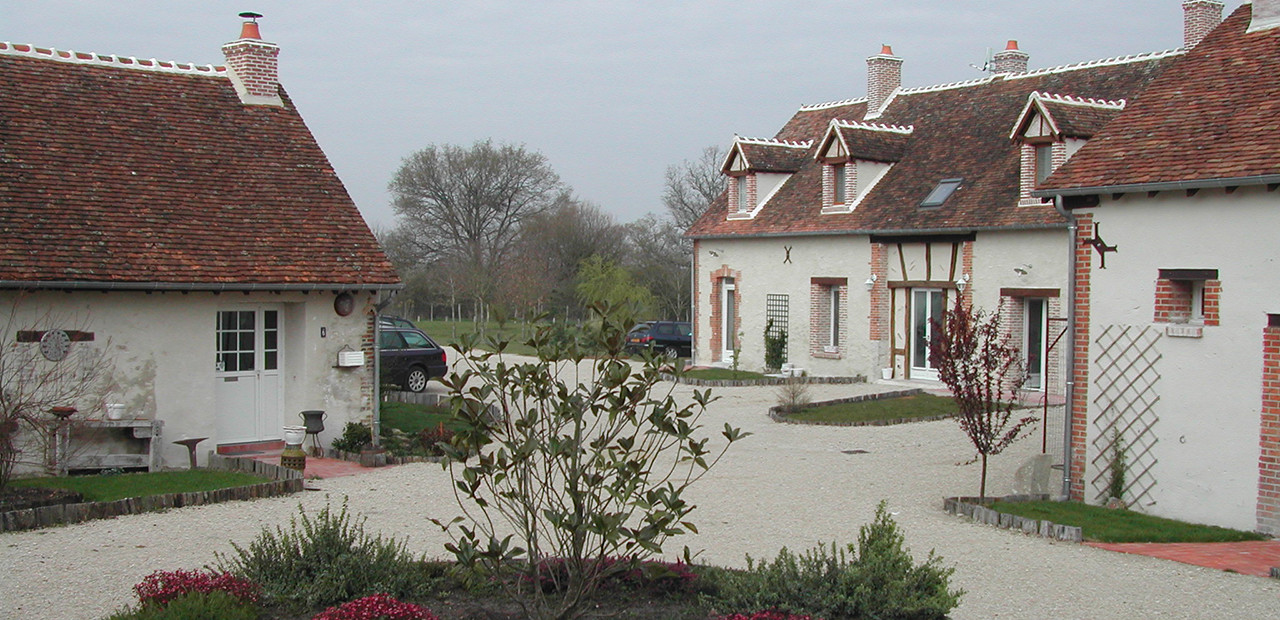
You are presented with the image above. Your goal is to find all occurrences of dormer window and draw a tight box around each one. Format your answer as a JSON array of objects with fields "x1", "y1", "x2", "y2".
[
  {"x1": 721, "y1": 136, "x2": 811, "y2": 220},
  {"x1": 1011, "y1": 92, "x2": 1126, "y2": 206},
  {"x1": 1035, "y1": 144, "x2": 1054, "y2": 184},
  {"x1": 735, "y1": 175, "x2": 749, "y2": 212},
  {"x1": 833, "y1": 164, "x2": 848, "y2": 205}
]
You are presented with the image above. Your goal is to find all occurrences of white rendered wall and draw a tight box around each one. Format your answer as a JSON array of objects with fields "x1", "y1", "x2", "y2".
[
  {"x1": 695, "y1": 236, "x2": 875, "y2": 377},
  {"x1": 1085, "y1": 186, "x2": 1280, "y2": 530},
  {"x1": 0, "y1": 290, "x2": 376, "y2": 469}
]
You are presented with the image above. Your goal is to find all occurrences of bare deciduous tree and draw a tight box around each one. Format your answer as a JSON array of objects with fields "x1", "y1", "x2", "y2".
[
  {"x1": 389, "y1": 140, "x2": 566, "y2": 311},
  {"x1": 662, "y1": 145, "x2": 726, "y2": 231},
  {"x1": 515, "y1": 196, "x2": 625, "y2": 319},
  {"x1": 624, "y1": 214, "x2": 689, "y2": 320},
  {"x1": 0, "y1": 294, "x2": 116, "y2": 491}
]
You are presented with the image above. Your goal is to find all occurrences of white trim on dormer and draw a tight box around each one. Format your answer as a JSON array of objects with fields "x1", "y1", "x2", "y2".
[
  {"x1": 822, "y1": 160, "x2": 894, "y2": 214},
  {"x1": 1009, "y1": 92, "x2": 1127, "y2": 142}
]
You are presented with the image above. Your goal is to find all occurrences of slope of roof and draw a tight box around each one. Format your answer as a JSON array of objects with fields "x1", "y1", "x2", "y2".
[
  {"x1": 688, "y1": 49, "x2": 1179, "y2": 239},
  {"x1": 0, "y1": 42, "x2": 399, "y2": 289},
  {"x1": 824, "y1": 121, "x2": 914, "y2": 163},
  {"x1": 730, "y1": 138, "x2": 813, "y2": 173},
  {"x1": 1039, "y1": 4, "x2": 1280, "y2": 194}
]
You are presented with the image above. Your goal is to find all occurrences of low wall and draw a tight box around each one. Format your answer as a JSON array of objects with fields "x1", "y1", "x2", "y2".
[
  {"x1": 663, "y1": 373, "x2": 867, "y2": 388},
  {"x1": 943, "y1": 495, "x2": 1083, "y2": 542},
  {"x1": 0, "y1": 455, "x2": 303, "y2": 533}
]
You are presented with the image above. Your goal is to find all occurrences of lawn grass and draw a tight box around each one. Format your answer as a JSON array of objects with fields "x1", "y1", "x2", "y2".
[
  {"x1": 414, "y1": 319, "x2": 561, "y2": 356},
  {"x1": 9, "y1": 469, "x2": 268, "y2": 503},
  {"x1": 786, "y1": 393, "x2": 958, "y2": 424},
  {"x1": 381, "y1": 400, "x2": 463, "y2": 435},
  {"x1": 990, "y1": 500, "x2": 1269, "y2": 543},
  {"x1": 682, "y1": 368, "x2": 767, "y2": 381}
]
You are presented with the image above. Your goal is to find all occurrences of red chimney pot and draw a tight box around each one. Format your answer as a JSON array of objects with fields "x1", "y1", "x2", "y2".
[
  {"x1": 239, "y1": 21, "x2": 262, "y2": 40},
  {"x1": 880, "y1": 44, "x2": 894, "y2": 56},
  {"x1": 1006, "y1": 40, "x2": 1020, "y2": 50}
]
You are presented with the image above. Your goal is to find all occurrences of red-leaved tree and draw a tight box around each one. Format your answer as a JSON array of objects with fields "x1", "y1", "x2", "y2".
[{"x1": 929, "y1": 296, "x2": 1037, "y2": 501}]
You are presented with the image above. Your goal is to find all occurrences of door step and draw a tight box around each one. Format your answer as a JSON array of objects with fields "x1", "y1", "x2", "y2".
[{"x1": 216, "y1": 440, "x2": 285, "y2": 455}]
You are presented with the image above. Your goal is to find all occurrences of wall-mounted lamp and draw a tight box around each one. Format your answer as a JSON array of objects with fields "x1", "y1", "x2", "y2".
[
  {"x1": 708, "y1": 250, "x2": 721, "y2": 257},
  {"x1": 864, "y1": 274, "x2": 878, "y2": 291},
  {"x1": 955, "y1": 274, "x2": 970, "y2": 292},
  {"x1": 1013, "y1": 263, "x2": 1032, "y2": 276}
]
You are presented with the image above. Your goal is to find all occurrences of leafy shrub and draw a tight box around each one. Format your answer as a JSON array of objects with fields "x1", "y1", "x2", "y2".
[
  {"x1": 332, "y1": 422, "x2": 373, "y2": 453},
  {"x1": 132, "y1": 569, "x2": 260, "y2": 608},
  {"x1": 763, "y1": 319, "x2": 787, "y2": 371},
  {"x1": 107, "y1": 590, "x2": 258, "y2": 620},
  {"x1": 312, "y1": 593, "x2": 439, "y2": 620},
  {"x1": 215, "y1": 501, "x2": 434, "y2": 611},
  {"x1": 705, "y1": 502, "x2": 961, "y2": 619}
]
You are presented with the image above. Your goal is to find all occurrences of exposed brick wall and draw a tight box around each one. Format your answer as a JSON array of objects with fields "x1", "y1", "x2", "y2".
[
  {"x1": 708, "y1": 266, "x2": 742, "y2": 362},
  {"x1": 822, "y1": 163, "x2": 858, "y2": 210},
  {"x1": 866, "y1": 49, "x2": 902, "y2": 116},
  {"x1": 810, "y1": 279, "x2": 848, "y2": 359},
  {"x1": 1184, "y1": 0, "x2": 1224, "y2": 49},
  {"x1": 1019, "y1": 142, "x2": 1068, "y2": 205},
  {"x1": 1260, "y1": 315, "x2": 1280, "y2": 534},
  {"x1": 1068, "y1": 213, "x2": 1094, "y2": 501},
  {"x1": 960, "y1": 241, "x2": 974, "y2": 308},
  {"x1": 869, "y1": 242, "x2": 888, "y2": 341},
  {"x1": 821, "y1": 164, "x2": 834, "y2": 209},
  {"x1": 992, "y1": 44, "x2": 1029, "y2": 74},
  {"x1": 1154, "y1": 278, "x2": 1220, "y2": 325}
]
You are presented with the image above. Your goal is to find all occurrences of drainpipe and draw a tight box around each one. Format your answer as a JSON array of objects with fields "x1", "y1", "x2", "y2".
[
  {"x1": 370, "y1": 290, "x2": 399, "y2": 448},
  {"x1": 1054, "y1": 195, "x2": 1077, "y2": 500}
]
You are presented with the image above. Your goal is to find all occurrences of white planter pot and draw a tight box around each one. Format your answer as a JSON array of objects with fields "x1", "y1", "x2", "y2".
[{"x1": 282, "y1": 425, "x2": 307, "y2": 446}]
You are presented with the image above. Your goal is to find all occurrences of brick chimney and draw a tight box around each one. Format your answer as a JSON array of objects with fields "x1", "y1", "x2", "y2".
[
  {"x1": 221, "y1": 12, "x2": 282, "y2": 106},
  {"x1": 1183, "y1": 0, "x2": 1224, "y2": 48},
  {"x1": 866, "y1": 44, "x2": 902, "y2": 119},
  {"x1": 1249, "y1": 0, "x2": 1280, "y2": 33},
  {"x1": 991, "y1": 40, "x2": 1029, "y2": 74}
]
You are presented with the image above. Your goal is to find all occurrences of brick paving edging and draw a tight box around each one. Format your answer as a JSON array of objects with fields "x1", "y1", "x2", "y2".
[
  {"x1": 768, "y1": 388, "x2": 942, "y2": 426},
  {"x1": 661, "y1": 373, "x2": 867, "y2": 387},
  {"x1": 0, "y1": 455, "x2": 303, "y2": 533},
  {"x1": 943, "y1": 494, "x2": 1084, "y2": 542}
]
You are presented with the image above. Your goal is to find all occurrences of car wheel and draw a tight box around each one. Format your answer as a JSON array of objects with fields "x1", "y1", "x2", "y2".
[
  {"x1": 661, "y1": 346, "x2": 679, "y2": 359},
  {"x1": 405, "y1": 366, "x2": 429, "y2": 393}
]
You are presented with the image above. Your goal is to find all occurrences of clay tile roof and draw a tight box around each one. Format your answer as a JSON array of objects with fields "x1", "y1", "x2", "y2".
[
  {"x1": 728, "y1": 137, "x2": 813, "y2": 173},
  {"x1": 1040, "y1": 4, "x2": 1280, "y2": 193},
  {"x1": 688, "y1": 48, "x2": 1177, "y2": 239},
  {"x1": 821, "y1": 121, "x2": 913, "y2": 163},
  {"x1": 0, "y1": 42, "x2": 399, "y2": 289}
]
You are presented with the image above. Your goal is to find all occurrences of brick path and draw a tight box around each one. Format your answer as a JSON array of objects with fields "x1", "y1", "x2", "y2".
[{"x1": 1087, "y1": 541, "x2": 1280, "y2": 578}]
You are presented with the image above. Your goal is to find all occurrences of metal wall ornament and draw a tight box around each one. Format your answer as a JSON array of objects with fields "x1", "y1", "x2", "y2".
[
  {"x1": 39, "y1": 329, "x2": 71, "y2": 362},
  {"x1": 333, "y1": 292, "x2": 355, "y2": 317}
]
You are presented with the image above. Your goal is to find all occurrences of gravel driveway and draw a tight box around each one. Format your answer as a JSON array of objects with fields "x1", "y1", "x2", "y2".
[{"x1": 2, "y1": 370, "x2": 1277, "y2": 619}]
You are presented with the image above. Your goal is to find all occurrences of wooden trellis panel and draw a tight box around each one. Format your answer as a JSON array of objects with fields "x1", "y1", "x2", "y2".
[{"x1": 1090, "y1": 325, "x2": 1163, "y2": 505}]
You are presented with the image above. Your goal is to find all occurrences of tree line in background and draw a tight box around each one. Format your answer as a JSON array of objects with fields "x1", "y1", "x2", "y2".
[{"x1": 380, "y1": 140, "x2": 724, "y2": 324}]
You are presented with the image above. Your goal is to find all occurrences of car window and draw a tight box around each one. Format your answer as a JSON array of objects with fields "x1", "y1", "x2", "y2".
[
  {"x1": 629, "y1": 324, "x2": 650, "y2": 334},
  {"x1": 401, "y1": 330, "x2": 434, "y2": 349},
  {"x1": 677, "y1": 322, "x2": 692, "y2": 336},
  {"x1": 379, "y1": 331, "x2": 405, "y2": 349},
  {"x1": 656, "y1": 323, "x2": 674, "y2": 335}
]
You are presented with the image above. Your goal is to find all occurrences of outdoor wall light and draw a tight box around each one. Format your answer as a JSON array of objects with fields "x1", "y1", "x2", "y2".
[
  {"x1": 955, "y1": 274, "x2": 970, "y2": 292},
  {"x1": 864, "y1": 274, "x2": 877, "y2": 291}
]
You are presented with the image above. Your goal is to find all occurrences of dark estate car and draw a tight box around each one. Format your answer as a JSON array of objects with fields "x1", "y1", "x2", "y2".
[
  {"x1": 379, "y1": 325, "x2": 447, "y2": 392},
  {"x1": 625, "y1": 321, "x2": 692, "y2": 358}
]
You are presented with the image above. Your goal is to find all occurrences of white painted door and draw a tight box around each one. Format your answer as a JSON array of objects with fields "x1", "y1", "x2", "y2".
[
  {"x1": 214, "y1": 308, "x2": 282, "y2": 444},
  {"x1": 910, "y1": 288, "x2": 946, "y2": 381}
]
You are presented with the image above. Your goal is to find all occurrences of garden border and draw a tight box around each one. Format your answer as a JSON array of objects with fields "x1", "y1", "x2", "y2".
[
  {"x1": 943, "y1": 494, "x2": 1084, "y2": 542},
  {"x1": 662, "y1": 373, "x2": 866, "y2": 387},
  {"x1": 768, "y1": 388, "x2": 955, "y2": 426},
  {"x1": 0, "y1": 455, "x2": 303, "y2": 533}
]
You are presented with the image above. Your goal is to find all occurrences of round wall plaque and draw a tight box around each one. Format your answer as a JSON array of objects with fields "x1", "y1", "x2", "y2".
[
  {"x1": 334, "y1": 292, "x2": 355, "y2": 317},
  {"x1": 39, "y1": 329, "x2": 71, "y2": 362}
]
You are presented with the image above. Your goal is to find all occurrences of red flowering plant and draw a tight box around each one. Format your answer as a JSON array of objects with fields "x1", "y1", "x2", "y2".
[
  {"x1": 311, "y1": 594, "x2": 438, "y2": 620},
  {"x1": 719, "y1": 612, "x2": 820, "y2": 620},
  {"x1": 133, "y1": 568, "x2": 260, "y2": 608}
]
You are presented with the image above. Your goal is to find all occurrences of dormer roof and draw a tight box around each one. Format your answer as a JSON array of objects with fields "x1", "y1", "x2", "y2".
[
  {"x1": 816, "y1": 120, "x2": 913, "y2": 163},
  {"x1": 722, "y1": 137, "x2": 813, "y2": 174},
  {"x1": 688, "y1": 48, "x2": 1177, "y2": 239},
  {"x1": 1010, "y1": 92, "x2": 1126, "y2": 142}
]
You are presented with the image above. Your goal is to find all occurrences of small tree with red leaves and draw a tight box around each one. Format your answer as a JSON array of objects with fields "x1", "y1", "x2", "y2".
[{"x1": 929, "y1": 296, "x2": 1037, "y2": 501}]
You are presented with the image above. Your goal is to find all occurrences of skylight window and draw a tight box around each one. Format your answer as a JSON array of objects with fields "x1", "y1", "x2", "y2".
[{"x1": 920, "y1": 178, "x2": 963, "y2": 208}]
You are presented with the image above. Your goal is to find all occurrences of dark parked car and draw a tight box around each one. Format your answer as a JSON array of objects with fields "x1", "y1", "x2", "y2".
[
  {"x1": 379, "y1": 326, "x2": 447, "y2": 392},
  {"x1": 625, "y1": 321, "x2": 692, "y2": 357}
]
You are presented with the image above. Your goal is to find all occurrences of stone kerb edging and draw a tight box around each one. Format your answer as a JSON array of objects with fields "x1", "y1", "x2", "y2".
[
  {"x1": 943, "y1": 495, "x2": 1083, "y2": 543},
  {"x1": 0, "y1": 454, "x2": 303, "y2": 533},
  {"x1": 769, "y1": 388, "x2": 937, "y2": 426},
  {"x1": 662, "y1": 373, "x2": 867, "y2": 387}
]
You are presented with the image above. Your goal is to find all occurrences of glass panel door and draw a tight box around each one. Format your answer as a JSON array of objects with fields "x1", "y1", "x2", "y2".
[
  {"x1": 910, "y1": 289, "x2": 946, "y2": 381},
  {"x1": 1025, "y1": 298, "x2": 1046, "y2": 390}
]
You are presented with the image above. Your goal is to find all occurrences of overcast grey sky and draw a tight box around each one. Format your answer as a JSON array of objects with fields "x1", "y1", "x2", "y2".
[{"x1": 6, "y1": 1, "x2": 1232, "y2": 230}]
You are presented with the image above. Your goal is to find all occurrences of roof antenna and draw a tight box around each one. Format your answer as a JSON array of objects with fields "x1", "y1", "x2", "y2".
[{"x1": 969, "y1": 47, "x2": 993, "y2": 73}]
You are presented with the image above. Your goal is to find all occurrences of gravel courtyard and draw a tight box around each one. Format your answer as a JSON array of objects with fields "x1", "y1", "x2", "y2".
[{"x1": 2, "y1": 374, "x2": 1277, "y2": 619}]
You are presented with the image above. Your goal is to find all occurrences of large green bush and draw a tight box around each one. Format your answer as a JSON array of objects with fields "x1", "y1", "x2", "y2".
[
  {"x1": 214, "y1": 501, "x2": 436, "y2": 611},
  {"x1": 705, "y1": 502, "x2": 961, "y2": 619}
]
